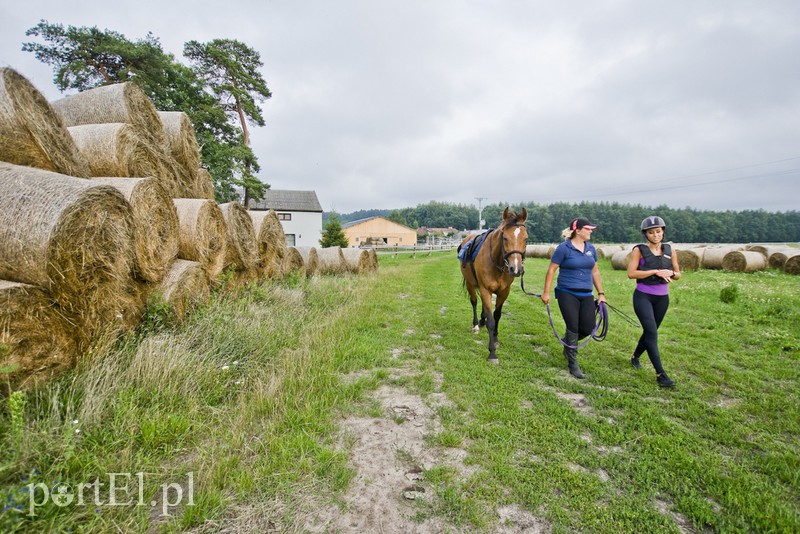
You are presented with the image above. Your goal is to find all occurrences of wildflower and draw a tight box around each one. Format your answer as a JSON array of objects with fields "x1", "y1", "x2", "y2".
[
  {"x1": 72, "y1": 419, "x2": 79, "y2": 424},
  {"x1": 75, "y1": 429, "x2": 81, "y2": 434},
  {"x1": 221, "y1": 365, "x2": 230, "y2": 371}
]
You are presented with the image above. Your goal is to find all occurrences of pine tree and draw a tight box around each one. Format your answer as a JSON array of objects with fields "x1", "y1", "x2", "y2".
[{"x1": 320, "y1": 213, "x2": 349, "y2": 248}]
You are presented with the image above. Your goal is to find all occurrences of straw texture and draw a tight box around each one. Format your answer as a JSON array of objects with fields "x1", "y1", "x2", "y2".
[
  {"x1": 0, "y1": 280, "x2": 77, "y2": 390},
  {"x1": 248, "y1": 209, "x2": 287, "y2": 278},
  {"x1": 160, "y1": 259, "x2": 210, "y2": 321},
  {"x1": 317, "y1": 246, "x2": 347, "y2": 274},
  {"x1": 701, "y1": 246, "x2": 744, "y2": 269},
  {"x1": 219, "y1": 202, "x2": 258, "y2": 272},
  {"x1": 722, "y1": 251, "x2": 766, "y2": 273},
  {"x1": 90, "y1": 177, "x2": 180, "y2": 282},
  {"x1": 51, "y1": 82, "x2": 166, "y2": 146},
  {"x1": 0, "y1": 67, "x2": 90, "y2": 177},
  {"x1": 172, "y1": 198, "x2": 227, "y2": 280},
  {"x1": 283, "y1": 247, "x2": 306, "y2": 275},
  {"x1": 783, "y1": 253, "x2": 800, "y2": 275},
  {"x1": 341, "y1": 248, "x2": 373, "y2": 274},
  {"x1": 193, "y1": 168, "x2": 216, "y2": 200},
  {"x1": 524, "y1": 244, "x2": 555, "y2": 259},
  {"x1": 157, "y1": 111, "x2": 201, "y2": 177},
  {"x1": 0, "y1": 162, "x2": 135, "y2": 342},
  {"x1": 610, "y1": 249, "x2": 634, "y2": 270},
  {"x1": 675, "y1": 248, "x2": 704, "y2": 271},
  {"x1": 293, "y1": 246, "x2": 319, "y2": 276}
]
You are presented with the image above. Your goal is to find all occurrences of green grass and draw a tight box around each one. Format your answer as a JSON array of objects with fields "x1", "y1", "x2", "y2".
[{"x1": 1, "y1": 252, "x2": 798, "y2": 532}]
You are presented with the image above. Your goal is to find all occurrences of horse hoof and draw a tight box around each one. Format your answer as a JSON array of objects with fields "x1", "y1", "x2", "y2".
[
  {"x1": 493, "y1": 342, "x2": 500, "y2": 349},
  {"x1": 488, "y1": 357, "x2": 499, "y2": 365},
  {"x1": 472, "y1": 326, "x2": 480, "y2": 334}
]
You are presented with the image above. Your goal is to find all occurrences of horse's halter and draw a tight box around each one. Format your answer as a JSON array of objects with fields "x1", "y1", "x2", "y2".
[{"x1": 490, "y1": 223, "x2": 527, "y2": 274}]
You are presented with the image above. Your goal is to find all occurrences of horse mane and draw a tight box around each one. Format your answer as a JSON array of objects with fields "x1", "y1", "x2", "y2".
[{"x1": 501, "y1": 210, "x2": 524, "y2": 229}]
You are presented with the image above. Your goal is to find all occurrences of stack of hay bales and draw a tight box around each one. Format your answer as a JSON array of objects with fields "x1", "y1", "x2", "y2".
[{"x1": 0, "y1": 67, "x2": 379, "y2": 388}]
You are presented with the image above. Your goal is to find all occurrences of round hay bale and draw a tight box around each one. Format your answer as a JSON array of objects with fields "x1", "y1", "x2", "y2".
[
  {"x1": 525, "y1": 244, "x2": 555, "y2": 259},
  {"x1": 0, "y1": 68, "x2": 90, "y2": 178},
  {"x1": 0, "y1": 162, "x2": 135, "y2": 340},
  {"x1": 159, "y1": 259, "x2": 210, "y2": 321},
  {"x1": 219, "y1": 202, "x2": 258, "y2": 272},
  {"x1": 0, "y1": 280, "x2": 77, "y2": 390},
  {"x1": 51, "y1": 82, "x2": 166, "y2": 146},
  {"x1": 317, "y1": 246, "x2": 347, "y2": 275},
  {"x1": 595, "y1": 245, "x2": 623, "y2": 259},
  {"x1": 248, "y1": 209, "x2": 287, "y2": 278},
  {"x1": 610, "y1": 249, "x2": 633, "y2": 270},
  {"x1": 90, "y1": 177, "x2": 179, "y2": 282},
  {"x1": 722, "y1": 251, "x2": 767, "y2": 273},
  {"x1": 283, "y1": 247, "x2": 305, "y2": 275},
  {"x1": 701, "y1": 246, "x2": 745, "y2": 269},
  {"x1": 193, "y1": 168, "x2": 216, "y2": 200},
  {"x1": 783, "y1": 253, "x2": 800, "y2": 275},
  {"x1": 157, "y1": 111, "x2": 201, "y2": 176},
  {"x1": 766, "y1": 248, "x2": 797, "y2": 270},
  {"x1": 341, "y1": 248, "x2": 373, "y2": 274},
  {"x1": 172, "y1": 199, "x2": 227, "y2": 280},
  {"x1": 368, "y1": 248, "x2": 379, "y2": 271},
  {"x1": 675, "y1": 248, "x2": 704, "y2": 271},
  {"x1": 291, "y1": 246, "x2": 319, "y2": 276},
  {"x1": 67, "y1": 123, "x2": 180, "y2": 195}
]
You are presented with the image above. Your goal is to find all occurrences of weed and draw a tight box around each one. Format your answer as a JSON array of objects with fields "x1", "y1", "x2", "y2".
[{"x1": 720, "y1": 284, "x2": 739, "y2": 303}]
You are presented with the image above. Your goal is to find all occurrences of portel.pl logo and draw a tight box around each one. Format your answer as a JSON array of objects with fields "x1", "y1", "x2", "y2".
[{"x1": 27, "y1": 472, "x2": 194, "y2": 517}]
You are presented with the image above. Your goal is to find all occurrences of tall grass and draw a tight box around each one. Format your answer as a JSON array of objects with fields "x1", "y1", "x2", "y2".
[{"x1": 1, "y1": 253, "x2": 798, "y2": 532}]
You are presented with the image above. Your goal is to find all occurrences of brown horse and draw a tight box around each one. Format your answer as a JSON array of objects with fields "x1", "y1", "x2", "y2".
[{"x1": 459, "y1": 207, "x2": 528, "y2": 363}]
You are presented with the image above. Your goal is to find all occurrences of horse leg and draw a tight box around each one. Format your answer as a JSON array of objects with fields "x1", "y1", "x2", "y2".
[
  {"x1": 492, "y1": 287, "x2": 511, "y2": 350},
  {"x1": 467, "y1": 282, "x2": 480, "y2": 333},
  {"x1": 479, "y1": 288, "x2": 498, "y2": 363}
]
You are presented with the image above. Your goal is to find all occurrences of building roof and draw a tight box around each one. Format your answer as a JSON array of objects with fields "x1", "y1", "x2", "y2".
[
  {"x1": 249, "y1": 190, "x2": 322, "y2": 212},
  {"x1": 343, "y1": 216, "x2": 415, "y2": 232}
]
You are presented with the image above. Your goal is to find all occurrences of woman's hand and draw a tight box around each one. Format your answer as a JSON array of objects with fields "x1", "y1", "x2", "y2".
[
  {"x1": 541, "y1": 293, "x2": 550, "y2": 305},
  {"x1": 656, "y1": 269, "x2": 674, "y2": 282}
]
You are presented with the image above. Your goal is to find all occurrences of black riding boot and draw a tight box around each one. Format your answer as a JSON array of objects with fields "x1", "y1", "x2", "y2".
[{"x1": 563, "y1": 330, "x2": 585, "y2": 379}]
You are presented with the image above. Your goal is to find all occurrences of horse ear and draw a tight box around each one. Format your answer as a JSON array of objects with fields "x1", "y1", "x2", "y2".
[
  {"x1": 520, "y1": 208, "x2": 528, "y2": 222},
  {"x1": 503, "y1": 207, "x2": 510, "y2": 220}
]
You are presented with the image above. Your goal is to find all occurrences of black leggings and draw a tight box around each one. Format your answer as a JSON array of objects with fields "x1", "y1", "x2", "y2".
[
  {"x1": 632, "y1": 289, "x2": 669, "y2": 374},
  {"x1": 556, "y1": 290, "x2": 596, "y2": 339}
]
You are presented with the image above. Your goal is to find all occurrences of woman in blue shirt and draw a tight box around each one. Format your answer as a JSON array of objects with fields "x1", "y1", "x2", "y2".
[
  {"x1": 541, "y1": 218, "x2": 607, "y2": 379},
  {"x1": 627, "y1": 216, "x2": 680, "y2": 388}
]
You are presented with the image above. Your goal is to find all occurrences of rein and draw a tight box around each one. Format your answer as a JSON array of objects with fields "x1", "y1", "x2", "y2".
[{"x1": 488, "y1": 224, "x2": 527, "y2": 273}]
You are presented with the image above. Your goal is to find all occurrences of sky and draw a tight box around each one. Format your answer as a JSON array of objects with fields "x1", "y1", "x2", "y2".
[{"x1": 2, "y1": 1, "x2": 799, "y2": 214}]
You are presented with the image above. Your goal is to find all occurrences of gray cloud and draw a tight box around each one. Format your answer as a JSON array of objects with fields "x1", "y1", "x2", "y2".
[{"x1": 3, "y1": 0, "x2": 798, "y2": 213}]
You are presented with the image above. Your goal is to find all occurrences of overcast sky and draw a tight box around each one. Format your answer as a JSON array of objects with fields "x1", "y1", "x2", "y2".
[{"x1": 3, "y1": 1, "x2": 799, "y2": 214}]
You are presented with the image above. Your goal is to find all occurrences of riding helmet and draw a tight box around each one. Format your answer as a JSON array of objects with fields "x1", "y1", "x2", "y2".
[{"x1": 640, "y1": 215, "x2": 666, "y2": 232}]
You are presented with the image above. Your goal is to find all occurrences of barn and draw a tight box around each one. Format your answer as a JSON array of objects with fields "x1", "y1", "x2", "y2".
[{"x1": 342, "y1": 217, "x2": 417, "y2": 248}]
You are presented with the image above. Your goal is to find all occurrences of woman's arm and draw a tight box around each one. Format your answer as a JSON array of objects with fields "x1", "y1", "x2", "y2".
[
  {"x1": 592, "y1": 263, "x2": 606, "y2": 302},
  {"x1": 541, "y1": 262, "x2": 559, "y2": 305},
  {"x1": 670, "y1": 252, "x2": 681, "y2": 280}
]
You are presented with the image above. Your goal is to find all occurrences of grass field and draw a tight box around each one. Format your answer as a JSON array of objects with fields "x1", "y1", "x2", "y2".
[{"x1": 1, "y1": 253, "x2": 798, "y2": 532}]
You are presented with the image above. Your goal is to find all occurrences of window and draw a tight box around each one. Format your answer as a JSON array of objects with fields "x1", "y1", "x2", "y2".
[
  {"x1": 278, "y1": 213, "x2": 292, "y2": 221},
  {"x1": 285, "y1": 234, "x2": 296, "y2": 246}
]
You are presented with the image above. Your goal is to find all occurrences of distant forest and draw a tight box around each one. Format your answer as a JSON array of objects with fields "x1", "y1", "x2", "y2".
[{"x1": 325, "y1": 201, "x2": 800, "y2": 243}]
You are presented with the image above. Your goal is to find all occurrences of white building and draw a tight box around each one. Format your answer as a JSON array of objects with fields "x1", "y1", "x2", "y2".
[{"x1": 249, "y1": 190, "x2": 323, "y2": 247}]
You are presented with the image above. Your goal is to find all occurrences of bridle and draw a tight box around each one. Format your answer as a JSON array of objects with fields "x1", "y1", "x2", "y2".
[{"x1": 489, "y1": 224, "x2": 527, "y2": 273}]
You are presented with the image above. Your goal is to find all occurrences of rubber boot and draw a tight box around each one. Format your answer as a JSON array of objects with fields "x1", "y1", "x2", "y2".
[{"x1": 563, "y1": 330, "x2": 585, "y2": 379}]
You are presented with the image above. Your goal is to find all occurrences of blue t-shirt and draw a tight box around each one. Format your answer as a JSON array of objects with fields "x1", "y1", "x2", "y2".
[{"x1": 550, "y1": 240, "x2": 597, "y2": 293}]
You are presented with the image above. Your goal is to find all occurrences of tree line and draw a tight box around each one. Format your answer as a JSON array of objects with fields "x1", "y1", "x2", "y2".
[
  {"x1": 331, "y1": 200, "x2": 800, "y2": 243},
  {"x1": 22, "y1": 20, "x2": 271, "y2": 204}
]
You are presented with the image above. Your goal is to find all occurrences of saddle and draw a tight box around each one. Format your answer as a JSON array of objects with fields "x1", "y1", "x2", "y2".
[{"x1": 457, "y1": 229, "x2": 493, "y2": 268}]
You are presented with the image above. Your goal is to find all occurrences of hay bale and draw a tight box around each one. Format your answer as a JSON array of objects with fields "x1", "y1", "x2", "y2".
[
  {"x1": 283, "y1": 247, "x2": 306, "y2": 275},
  {"x1": 67, "y1": 123, "x2": 180, "y2": 195},
  {"x1": 172, "y1": 199, "x2": 227, "y2": 280},
  {"x1": 219, "y1": 202, "x2": 258, "y2": 272},
  {"x1": 701, "y1": 246, "x2": 745, "y2": 269},
  {"x1": 317, "y1": 246, "x2": 347, "y2": 275},
  {"x1": 0, "y1": 280, "x2": 77, "y2": 390},
  {"x1": 722, "y1": 251, "x2": 767, "y2": 273},
  {"x1": 248, "y1": 209, "x2": 287, "y2": 278},
  {"x1": 766, "y1": 248, "x2": 797, "y2": 270},
  {"x1": 192, "y1": 167, "x2": 215, "y2": 200},
  {"x1": 595, "y1": 245, "x2": 623, "y2": 259},
  {"x1": 157, "y1": 111, "x2": 201, "y2": 177},
  {"x1": 342, "y1": 248, "x2": 373, "y2": 274},
  {"x1": 159, "y1": 259, "x2": 210, "y2": 321},
  {"x1": 610, "y1": 249, "x2": 633, "y2": 270},
  {"x1": 0, "y1": 162, "x2": 135, "y2": 342},
  {"x1": 784, "y1": 253, "x2": 800, "y2": 275},
  {"x1": 0, "y1": 67, "x2": 90, "y2": 177},
  {"x1": 525, "y1": 244, "x2": 555, "y2": 259},
  {"x1": 675, "y1": 248, "x2": 704, "y2": 271},
  {"x1": 51, "y1": 82, "x2": 166, "y2": 146},
  {"x1": 90, "y1": 177, "x2": 179, "y2": 282},
  {"x1": 368, "y1": 248, "x2": 379, "y2": 271},
  {"x1": 293, "y1": 247, "x2": 319, "y2": 276}
]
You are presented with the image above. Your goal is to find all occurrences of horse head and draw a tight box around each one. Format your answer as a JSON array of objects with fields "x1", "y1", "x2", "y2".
[{"x1": 500, "y1": 207, "x2": 528, "y2": 277}]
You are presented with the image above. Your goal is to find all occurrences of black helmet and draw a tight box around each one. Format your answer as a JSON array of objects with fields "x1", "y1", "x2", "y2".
[{"x1": 641, "y1": 216, "x2": 666, "y2": 232}]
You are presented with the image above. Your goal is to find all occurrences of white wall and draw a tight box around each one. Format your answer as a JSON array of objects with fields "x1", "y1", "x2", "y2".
[{"x1": 278, "y1": 211, "x2": 322, "y2": 247}]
